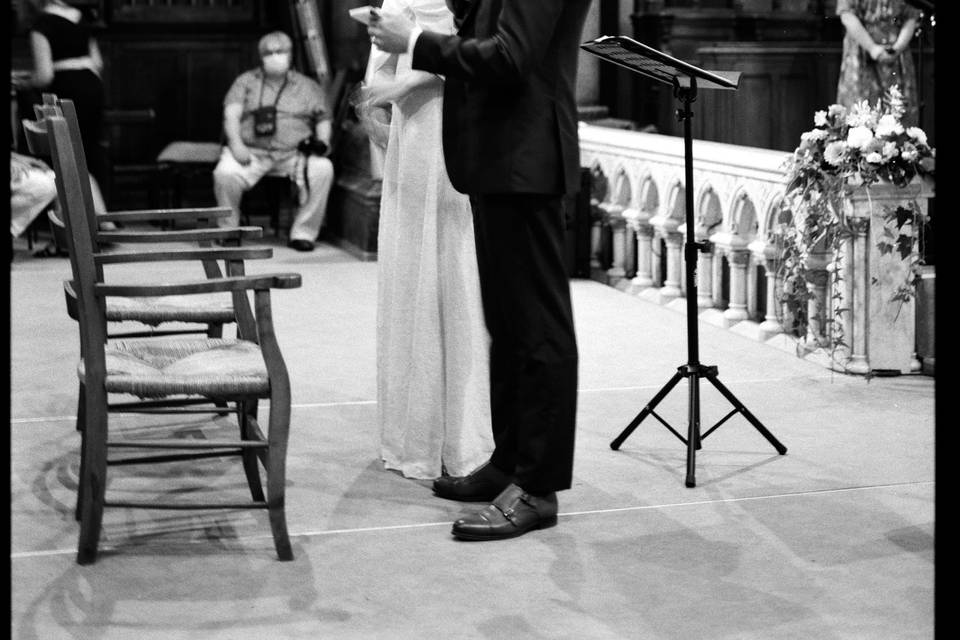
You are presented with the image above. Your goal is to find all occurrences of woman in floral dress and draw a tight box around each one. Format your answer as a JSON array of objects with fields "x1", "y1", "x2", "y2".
[{"x1": 836, "y1": 0, "x2": 923, "y2": 126}]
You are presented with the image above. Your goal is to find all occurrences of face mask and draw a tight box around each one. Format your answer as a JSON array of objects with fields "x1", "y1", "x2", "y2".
[{"x1": 262, "y1": 53, "x2": 291, "y2": 76}]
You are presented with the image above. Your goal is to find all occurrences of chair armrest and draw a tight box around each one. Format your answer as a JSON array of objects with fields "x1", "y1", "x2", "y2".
[
  {"x1": 95, "y1": 247, "x2": 274, "y2": 265},
  {"x1": 96, "y1": 273, "x2": 302, "y2": 296},
  {"x1": 98, "y1": 206, "x2": 232, "y2": 224},
  {"x1": 99, "y1": 227, "x2": 264, "y2": 243}
]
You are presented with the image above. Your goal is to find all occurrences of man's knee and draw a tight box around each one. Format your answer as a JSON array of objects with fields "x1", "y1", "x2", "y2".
[
  {"x1": 306, "y1": 156, "x2": 334, "y2": 186},
  {"x1": 213, "y1": 158, "x2": 253, "y2": 192}
]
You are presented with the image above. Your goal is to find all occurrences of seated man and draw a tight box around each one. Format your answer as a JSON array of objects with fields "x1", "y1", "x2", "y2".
[
  {"x1": 10, "y1": 150, "x2": 57, "y2": 240},
  {"x1": 213, "y1": 30, "x2": 334, "y2": 252}
]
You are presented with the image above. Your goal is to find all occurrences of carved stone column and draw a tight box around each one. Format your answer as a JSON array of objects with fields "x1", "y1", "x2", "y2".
[
  {"x1": 590, "y1": 216, "x2": 603, "y2": 270},
  {"x1": 804, "y1": 251, "x2": 831, "y2": 346},
  {"x1": 631, "y1": 222, "x2": 655, "y2": 290},
  {"x1": 662, "y1": 232, "x2": 684, "y2": 300},
  {"x1": 650, "y1": 208, "x2": 682, "y2": 300},
  {"x1": 606, "y1": 207, "x2": 627, "y2": 279},
  {"x1": 711, "y1": 250, "x2": 724, "y2": 309},
  {"x1": 759, "y1": 258, "x2": 783, "y2": 337},
  {"x1": 622, "y1": 207, "x2": 640, "y2": 280},
  {"x1": 750, "y1": 237, "x2": 783, "y2": 338},
  {"x1": 841, "y1": 217, "x2": 871, "y2": 374},
  {"x1": 723, "y1": 250, "x2": 751, "y2": 322}
]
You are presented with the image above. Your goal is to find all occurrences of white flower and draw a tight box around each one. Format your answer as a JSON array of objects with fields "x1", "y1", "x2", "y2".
[
  {"x1": 906, "y1": 127, "x2": 928, "y2": 145},
  {"x1": 865, "y1": 152, "x2": 883, "y2": 164},
  {"x1": 846, "y1": 125, "x2": 874, "y2": 150},
  {"x1": 824, "y1": 141, "x2": 847, "y2": 166},
  {"x1": 814, "y1": 110, "x2": 828, "y2": 127},
  {"x1": 882, "y1": 141, "x2": 900, "y2": 159},
  {"x1": 828, "y1": 104, "x2": 846, "y2": 119},
  {"x1": 845, "y1": 101, "x2": 876, "y2": 127},
  {"x1": 801, "y1": 128, "x2": 829, "y2": 142},
  {"x1": 902, "y1": 148, "x2": 918, "y2": 162},
  {"x1": 886, "y1": 84, "x2": 906, "y2": 118},
  {"x1": 875, "y1": 114, "x2": 903, "y2": 138}
]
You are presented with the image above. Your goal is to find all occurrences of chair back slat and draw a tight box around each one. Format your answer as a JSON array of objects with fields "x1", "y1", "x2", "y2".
[
  {"x1": 44, "y1": 114, "x2": 109, "y2": 366},
  {"x1": 55, "y1": 98, "x2": 103, "y2": 249},
  {"x1": 21, "y1": 118, "x2": 51, "y2": 158}
]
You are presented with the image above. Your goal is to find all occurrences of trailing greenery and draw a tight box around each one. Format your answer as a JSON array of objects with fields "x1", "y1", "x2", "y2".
[{"x1": 775, "y1": 85, "x2": 935, "y2": 358}]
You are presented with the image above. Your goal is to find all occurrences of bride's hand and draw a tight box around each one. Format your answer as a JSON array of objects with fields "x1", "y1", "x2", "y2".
[{"x1": 361, "y1": 81, "x2": 403, "y2": 108}]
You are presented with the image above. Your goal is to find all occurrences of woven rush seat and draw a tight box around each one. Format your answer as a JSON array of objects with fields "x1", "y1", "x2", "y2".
[
  {"x1": 105, "y1": 294, "x2": 235, "y2": 325},
  {"x1": 78, "y1": 338, "x2": 270, "y2": 398}
]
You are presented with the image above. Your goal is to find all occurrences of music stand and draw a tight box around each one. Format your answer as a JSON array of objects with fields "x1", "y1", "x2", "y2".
[{"x1": 581, "y1": 36, "x2": 787, "y2": 487}]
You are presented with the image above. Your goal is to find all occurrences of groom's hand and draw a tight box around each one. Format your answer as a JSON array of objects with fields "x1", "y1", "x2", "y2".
[{"x1": 368, "y1": 8, "x2": 415, "y2": 54}]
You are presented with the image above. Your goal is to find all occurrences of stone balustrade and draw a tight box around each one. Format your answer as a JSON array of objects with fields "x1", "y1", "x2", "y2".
[{"x1": 577, "y1": 122, "x2": 934, "y2": 373}]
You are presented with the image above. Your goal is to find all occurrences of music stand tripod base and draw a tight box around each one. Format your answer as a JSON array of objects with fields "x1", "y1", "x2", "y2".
[{"x1": 581, "y1": 35, "x2": 787, "y2": 487}]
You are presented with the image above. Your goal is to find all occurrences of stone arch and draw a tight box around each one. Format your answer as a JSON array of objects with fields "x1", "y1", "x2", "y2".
[
  {"x1": 666, "y1": 179, "x2": 685, "y2": 222},
  {"x1": 727, "y1": 190, "x2": 759, "y2": 242},
  {"x1": 638, "y1": 174, "x2": 659, "y2": 216},
  {"x1": 697, "y1": 183, "x2": 723, "y2": 232},
  {"x1": 763, "y1": 194, "x2": 786, "y2": 242},
  {"x1": 611, "y1": 167, "x2": 632, "y2": 207}
]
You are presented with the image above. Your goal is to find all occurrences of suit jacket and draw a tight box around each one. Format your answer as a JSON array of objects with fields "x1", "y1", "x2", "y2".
[{"x1": 412, "y1": 0, "x2": 592, "y2": 196}]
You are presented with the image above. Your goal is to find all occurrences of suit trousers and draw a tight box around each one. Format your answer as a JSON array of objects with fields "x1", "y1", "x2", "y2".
[{"x1": 471, "y1": 193, "x2": 578, "y2": 495}]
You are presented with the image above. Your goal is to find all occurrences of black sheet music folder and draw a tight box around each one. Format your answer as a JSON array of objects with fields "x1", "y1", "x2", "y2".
[{"x1": 581, "y1": 35, "x2": 741, "y2": 91}]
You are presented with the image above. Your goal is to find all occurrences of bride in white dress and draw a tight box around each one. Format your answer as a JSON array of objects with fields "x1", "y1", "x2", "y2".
[{"x1": 363, "y1": 0, "x2": 493, "y2": 480}]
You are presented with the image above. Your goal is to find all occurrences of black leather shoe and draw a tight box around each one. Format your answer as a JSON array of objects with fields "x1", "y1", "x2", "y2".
[
  {"x1": 433, "y1": 462, "x2": 513, "y2": 502},
  {"x1": 287, "y1": 239, "x2": 314, "y2": 252},
  {"x1": 451, "y1": 484, "x2": 558, "y2": 541}
]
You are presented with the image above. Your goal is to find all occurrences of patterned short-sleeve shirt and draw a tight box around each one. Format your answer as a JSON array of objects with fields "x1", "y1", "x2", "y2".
[{"x1": 224, "y1": 68, "x2": 328, "y2": 152}]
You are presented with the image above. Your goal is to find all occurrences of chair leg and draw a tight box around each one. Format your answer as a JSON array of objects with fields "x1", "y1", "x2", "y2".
[
  {"x1": 207, "y1": 325, "x2": 232, "y2": 415},
  {"x1": 76, "y1": 381, "x2": 85, "y2": 432},
  {"x1": 239, "y1": 400, "x2": 266, "y2": 503},
  {"x1": 266, "y1": 389, "x2": 293, "y2": 561},
  {"x1": 76, "y1": 385, "x2": 108, "y2": 565},
  {"x1": 74, "y1": 382, "x2": 86, "y2": 521}
]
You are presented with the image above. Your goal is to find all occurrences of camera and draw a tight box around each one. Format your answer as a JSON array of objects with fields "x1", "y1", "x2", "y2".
[{"x1": 297, "y1": 137, "x2": 329, "y2": 157}]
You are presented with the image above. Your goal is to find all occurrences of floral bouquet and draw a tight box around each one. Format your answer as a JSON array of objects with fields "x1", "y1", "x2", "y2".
[
  {"x1": 776, "y1": 85, "x2": 936, "y2": 352},
  {"x1": 784, "y1": 85, "x2": 935, "y2": 204},
  {"x1": 350, "y1": 85, "x2": 392, "y2": 151}
]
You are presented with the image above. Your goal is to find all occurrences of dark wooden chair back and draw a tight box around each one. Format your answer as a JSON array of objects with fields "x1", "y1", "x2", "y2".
[{"x1": 42, "y1": 115, "x2": 110, "y2": 370}]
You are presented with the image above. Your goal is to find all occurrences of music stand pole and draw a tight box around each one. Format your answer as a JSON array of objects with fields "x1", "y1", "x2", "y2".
[{"x1": 581, "y1": 35, "x2": 787, "y2": 487}]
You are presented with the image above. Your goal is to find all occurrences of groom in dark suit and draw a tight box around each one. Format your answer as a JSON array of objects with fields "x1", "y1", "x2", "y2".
[{"x1": 370, "y1": 0, "x2": 590, "y2": 541}]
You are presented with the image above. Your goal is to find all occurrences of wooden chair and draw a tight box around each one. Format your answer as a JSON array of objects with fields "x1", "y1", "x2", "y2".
[
  {"x1": 26, "y1": 98, "x2": 278, "y2": 514},
  {"x1": 27, "y1": 97, "x2": 270, "y2": 447},
  {"x1": 35, "y1": 111, "x2": 303, "y2": 565}
]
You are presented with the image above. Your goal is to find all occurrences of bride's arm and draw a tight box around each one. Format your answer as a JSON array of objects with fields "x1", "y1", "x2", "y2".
[{"x1": 365, "y1": 70, "x2": 442, "y2": 108}]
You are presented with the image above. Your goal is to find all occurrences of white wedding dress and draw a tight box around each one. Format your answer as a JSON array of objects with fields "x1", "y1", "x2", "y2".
[{"x1": 374, "y1": 0, "x2": 494, "y2": 479}]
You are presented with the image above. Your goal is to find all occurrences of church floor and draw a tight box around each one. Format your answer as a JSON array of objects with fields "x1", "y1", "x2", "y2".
[{"x1": 9, "y1": 235, "x2": 935, "y2": 639}]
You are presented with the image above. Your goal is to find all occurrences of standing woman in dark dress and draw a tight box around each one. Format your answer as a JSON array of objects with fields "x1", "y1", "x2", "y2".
[{"x1": 19, "y1": 0, "x2": 108, "y2": 200}]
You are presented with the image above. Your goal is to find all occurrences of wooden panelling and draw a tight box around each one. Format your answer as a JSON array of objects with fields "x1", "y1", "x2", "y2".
[
  {"x1": 109, "y1": 0, "x2": 256, "y2": 24},
  {"x1": 695, "y1": 42, "x2": 934, "y2": 151},
  {"x1": 694, "y1": 44, "x2": 839, "y2": 151},
  {"x1": 619, "y1": 6, "x2": 936, "y2": 150},
  {"x1": 102, "y1": 36, "x2": 257, "y2": 150}
]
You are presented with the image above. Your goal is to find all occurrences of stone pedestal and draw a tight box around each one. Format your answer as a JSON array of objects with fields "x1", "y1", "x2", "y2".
[{"x1": 842, "y1": 178, "x2": 934, "y2": 374}]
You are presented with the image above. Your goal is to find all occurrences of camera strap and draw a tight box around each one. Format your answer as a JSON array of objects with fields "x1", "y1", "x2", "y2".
[{"x1": 252, "y1": 73, "x2": 289, "y2": 137}]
